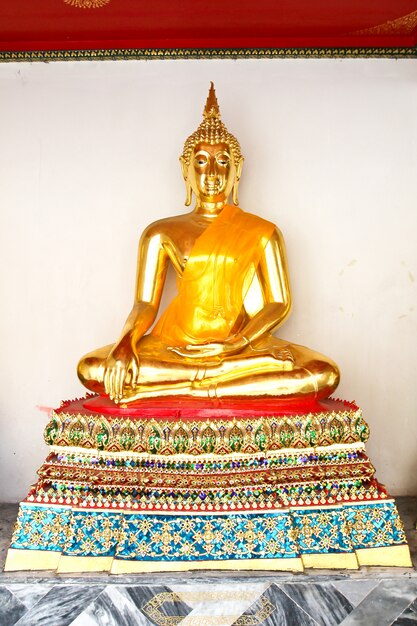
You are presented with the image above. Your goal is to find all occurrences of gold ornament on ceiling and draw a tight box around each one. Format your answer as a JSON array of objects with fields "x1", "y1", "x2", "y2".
[
  {"x1": 351, "y1": 9, "x2": 417, "y2": 36},
  {"x1": 63, "y1": 0, "x2": 111, "y2": 8}
]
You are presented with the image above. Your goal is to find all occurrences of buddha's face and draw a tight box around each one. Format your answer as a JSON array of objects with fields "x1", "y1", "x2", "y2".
[{"x1": 186, "y1": 141, "x2": 237, "y2": 205}]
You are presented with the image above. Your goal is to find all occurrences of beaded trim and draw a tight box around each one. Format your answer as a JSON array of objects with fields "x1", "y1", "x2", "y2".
[{"x1": 0, "y1": 47, "x2": 416, "y2": 63}]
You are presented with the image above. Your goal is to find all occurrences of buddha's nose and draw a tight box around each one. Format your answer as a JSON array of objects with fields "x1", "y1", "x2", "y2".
[{"x1": 207, "y1": 158, "x2": 216, "y2": 176}]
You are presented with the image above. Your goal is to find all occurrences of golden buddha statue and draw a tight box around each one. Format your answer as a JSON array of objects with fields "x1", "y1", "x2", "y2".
[{"x1": 78, "y1": 83, "x2": 339, "y2": 405}]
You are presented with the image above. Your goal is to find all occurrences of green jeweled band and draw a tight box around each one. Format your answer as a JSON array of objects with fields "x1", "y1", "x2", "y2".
[{"x1": 45, "y1": 407, "x2": 369, "y2": 455}]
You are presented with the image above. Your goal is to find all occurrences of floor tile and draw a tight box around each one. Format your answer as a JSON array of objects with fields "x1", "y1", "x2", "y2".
[
  {"x1": 278, "y1": 581, "x2": 353, "y2": 626},
  {"x1": 173, "y1": 583, "x2": 268, "y2": 626},
  {"x1": 232, "y1": 583, "x2": 320, "y2": 626},
  {"x1": 69, "y1": 586, "x2": 152, "y2": 626},
  {"x1": 331, "y1": 580, "x2": 379, "y2": 607},
  {"x1": 389, "y1": 597, "x2": 417, "y2": 626},
  {"x1": 126, "y1": 585, "x2": 192, "y2": 625},
  {"x1": 339, "y1": 580, "x2": 417, "y2": 626},
  {"x1": 0, "y1": 586, "x2": 27, "y2": 626},
  {"x1": 6, "y1": 583, "x2": 52, "y2": 610},
  {"x1": 12, "y1": 584, "x2": 105, "y2": 626}
]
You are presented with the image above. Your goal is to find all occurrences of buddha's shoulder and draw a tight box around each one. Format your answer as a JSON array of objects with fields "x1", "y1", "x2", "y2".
[
  {"x1": 139, "y1": 212, "x2": 196, "y2": 240},
  {"x1": 241, "y1": 210, "x2": 283, "y2": 239}
]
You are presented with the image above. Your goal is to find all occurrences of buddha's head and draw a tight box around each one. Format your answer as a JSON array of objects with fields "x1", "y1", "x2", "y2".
[{"x1": 180, "y1": 83, "x2": 244, "y2": 207}]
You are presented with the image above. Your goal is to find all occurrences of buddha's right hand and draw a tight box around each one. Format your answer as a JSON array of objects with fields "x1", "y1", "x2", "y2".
[{"x1": 103, "y1": 335, "x2": 139, "y2": 403}]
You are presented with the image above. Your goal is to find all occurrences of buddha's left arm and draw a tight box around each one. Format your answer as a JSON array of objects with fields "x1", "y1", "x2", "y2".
[{"x1": 237, "y1": 227, "x2": 292, "y2": 345}]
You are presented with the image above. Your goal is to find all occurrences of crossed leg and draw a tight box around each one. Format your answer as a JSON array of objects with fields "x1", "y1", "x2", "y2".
[{"x1": 78, "y1": 334, "x2": 339, "y2": 403}]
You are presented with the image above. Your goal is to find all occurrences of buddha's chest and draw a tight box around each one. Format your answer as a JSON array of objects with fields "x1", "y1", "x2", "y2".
[{"x1": 163, "y1": 225, "x2": 208, "y2": 274}]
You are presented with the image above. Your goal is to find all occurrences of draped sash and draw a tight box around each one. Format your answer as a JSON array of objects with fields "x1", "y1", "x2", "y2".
[{"x1": 151, "y1": 205, "x2": 275, "y2": 346}]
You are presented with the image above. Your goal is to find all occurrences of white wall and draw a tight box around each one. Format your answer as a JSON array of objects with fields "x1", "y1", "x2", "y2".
[{"x1": 0, "y1": 58, "x2": 416, "y2": 500}]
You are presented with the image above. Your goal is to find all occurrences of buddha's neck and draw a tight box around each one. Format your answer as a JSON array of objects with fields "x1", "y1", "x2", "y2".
[{"x1": 193, "y1": 199, "x2": 228, "y2": 219}]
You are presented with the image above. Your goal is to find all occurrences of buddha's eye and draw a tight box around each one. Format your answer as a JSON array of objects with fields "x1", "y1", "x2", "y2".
[
  {"x1": 216, "y1": 153, "x2": 230, "y2": 167},
  {"x1": 195, "y1": 154, "x2": 208, "y2": 167}
]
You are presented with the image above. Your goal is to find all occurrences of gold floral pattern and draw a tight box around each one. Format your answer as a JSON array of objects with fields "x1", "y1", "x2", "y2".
[{"x1": 63, "y1": 0, "x2": 110, "y2": 8}]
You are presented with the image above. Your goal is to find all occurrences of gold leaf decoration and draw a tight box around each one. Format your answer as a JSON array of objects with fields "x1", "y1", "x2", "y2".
[
  {"x1": 63, "y1": 0, "x2": 111, "y2": 9},
  {"x1": 351, "y1": 10, "x2": 417, "y2": 36}
]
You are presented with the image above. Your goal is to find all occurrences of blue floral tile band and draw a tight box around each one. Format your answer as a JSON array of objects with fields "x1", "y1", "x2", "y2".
[{"x1": 9, "y1": 500, "x2": 407, "y2": 567}]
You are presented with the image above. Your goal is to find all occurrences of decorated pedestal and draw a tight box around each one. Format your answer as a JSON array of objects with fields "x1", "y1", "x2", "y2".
[{"x1": 5, "y1": 396, "x2": 411, "y2": 573}]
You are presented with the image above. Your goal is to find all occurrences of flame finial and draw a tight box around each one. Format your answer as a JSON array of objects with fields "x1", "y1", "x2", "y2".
[
  {"x1": 182, "y1": 83, "x2": 242, "y2": 165},
  {"x1": 203, "y1": 82, "x2": 221, "y2": 119}
]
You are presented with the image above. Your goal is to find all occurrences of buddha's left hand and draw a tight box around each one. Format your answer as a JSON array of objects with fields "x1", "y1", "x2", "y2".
[{"x1": 169, "y1": 336, "x2": 247, "y2": 359}]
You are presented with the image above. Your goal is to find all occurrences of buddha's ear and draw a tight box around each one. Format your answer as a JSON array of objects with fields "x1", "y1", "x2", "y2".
[
  {"x1": 184, "y1": 180, "x2": 192, "y2": 206},
  {"x1": 236, "y1": 157, "x2": 244, "y2": 182},
  {"x1": 232, "y1": 157, "x2": 244, "y2": 206},
  {"x1": 179, "y1": 156, "x2": 188, "y2": 181},
  {"x1": 179, "y1": 157, "x2": 193, "y2": 206}
]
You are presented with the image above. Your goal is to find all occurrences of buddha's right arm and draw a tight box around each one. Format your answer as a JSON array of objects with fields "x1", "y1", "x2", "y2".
[
  {"x1": 103, "y1": 226, "x2": 169, "y2": 401},
  {"x1": 116, "y1": 226, "x2": 169, "y2": 346},
  {"x1": 114, "y1": 301, "x2": 157, "y2": 355}
]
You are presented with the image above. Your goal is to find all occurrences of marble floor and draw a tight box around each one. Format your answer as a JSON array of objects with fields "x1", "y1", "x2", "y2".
[{"x1": 0, "y1": 498, "x2": 416, "y2": 626}]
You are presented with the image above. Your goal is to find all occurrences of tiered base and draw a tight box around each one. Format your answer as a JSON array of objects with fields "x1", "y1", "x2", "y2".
[{"x1": 5, "y1": 396, "x2": 412, "y2": 572}]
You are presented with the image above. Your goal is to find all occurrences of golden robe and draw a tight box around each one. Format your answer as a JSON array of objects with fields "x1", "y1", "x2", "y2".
[{"x1": 152, "y1": 205, "x2": 275, "y2": 347}]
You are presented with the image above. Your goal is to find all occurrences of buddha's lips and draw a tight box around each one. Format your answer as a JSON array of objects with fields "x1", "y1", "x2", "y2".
[{"x1": 204, "y1": 181, "x2": 221, "y2": 194}]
